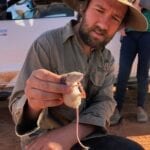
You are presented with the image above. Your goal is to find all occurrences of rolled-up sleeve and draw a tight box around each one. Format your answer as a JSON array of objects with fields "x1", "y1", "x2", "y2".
[
  {"x1": 9, "y1": 36, "x2": 51, "y2": 136},
  {"x1": 10, "y1": 94, "x2": 26, "y2": 125}
]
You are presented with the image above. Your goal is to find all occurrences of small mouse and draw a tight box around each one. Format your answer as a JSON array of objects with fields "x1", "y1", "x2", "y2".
[{"x1": 60, "y1": 71, "x2": 89, "y2": 150}]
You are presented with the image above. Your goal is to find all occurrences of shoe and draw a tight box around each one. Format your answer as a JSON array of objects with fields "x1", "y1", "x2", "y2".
[
  {"x1": 137, "y1": 107, "x2": 148, "y2": 122},
  {"x1": 110, "y1": 108, "x2": 122, "y2": 126}
]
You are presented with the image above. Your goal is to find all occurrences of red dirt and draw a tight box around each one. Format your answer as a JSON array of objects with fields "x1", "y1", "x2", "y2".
[
  {"x1": 109, "y1": 87, "x2": 150, "y2": 150},
  {"x1": 0, "y1": 86, "x2": 150, "y2": 150}
]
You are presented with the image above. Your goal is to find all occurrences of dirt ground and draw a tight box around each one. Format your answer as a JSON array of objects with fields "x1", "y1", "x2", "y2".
[
  {"x1": 109, "y1": 86, "x2": 150, "y2": 150},
  {"x1": 0, "y1": 86, "x2": 150, "y2": 150}
]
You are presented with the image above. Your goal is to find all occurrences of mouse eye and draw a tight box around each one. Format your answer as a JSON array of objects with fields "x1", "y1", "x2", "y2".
[{"x1": 60, "y1": 77, "x2": 67, "y2": 85}]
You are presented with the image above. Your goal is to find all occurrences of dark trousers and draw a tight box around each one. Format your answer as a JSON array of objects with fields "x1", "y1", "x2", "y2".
[
  {"x1": 71, "y1": 135, "x2": 144, "y2": 150},
  {"x1": 115, "y1": 31, "x2": 150, "y2": 111}
]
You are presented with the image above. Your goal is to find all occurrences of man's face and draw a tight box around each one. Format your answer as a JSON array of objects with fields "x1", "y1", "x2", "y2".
[{"x1": 79, "y1": 0, "x2": 128, "y2": 49}]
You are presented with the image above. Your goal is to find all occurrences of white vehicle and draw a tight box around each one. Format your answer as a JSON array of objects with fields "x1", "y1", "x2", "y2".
[{"x1": 0, "y1": 0, "x2": 149, "y2": 97}]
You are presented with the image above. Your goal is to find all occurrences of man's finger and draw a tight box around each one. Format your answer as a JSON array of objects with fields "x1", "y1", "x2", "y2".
[{"x1": 32, "y1": 69, "x2": 61, "y2": 83}]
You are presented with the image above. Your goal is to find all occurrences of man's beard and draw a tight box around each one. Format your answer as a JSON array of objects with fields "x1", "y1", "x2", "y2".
[{"x1": 78, "y1": 20, "x2": 112, "y2": 50}]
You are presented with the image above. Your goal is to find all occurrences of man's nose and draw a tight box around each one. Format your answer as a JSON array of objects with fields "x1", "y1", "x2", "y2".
[{"x1": 97, "y1": 16, "x2": 110, "y2": 31}]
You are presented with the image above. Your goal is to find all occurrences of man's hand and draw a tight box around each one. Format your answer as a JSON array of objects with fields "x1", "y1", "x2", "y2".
[
  {"x1": 25, "y1": 130, "x2": 71, "y2": 150},
  {"x1": 25, "y1": 123, "x2": 94, "y2": 150},
  {"x1": 25, "y1": 123, "x2": 77, "y2": 150},
  {"x1": 24, "y1": 69, "x2": 71, "y2": 119},
  {"x1": 25, "y1": 134, "x2": 64, "y2": 150}
]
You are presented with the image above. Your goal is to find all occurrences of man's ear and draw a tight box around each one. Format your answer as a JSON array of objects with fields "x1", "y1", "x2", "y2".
[
  {"x1": 78, "y1": 2, "x2": 86, "y2": 16},
  {"x1": 78, "y1": 0, "x2": 89, "y2": 16}
]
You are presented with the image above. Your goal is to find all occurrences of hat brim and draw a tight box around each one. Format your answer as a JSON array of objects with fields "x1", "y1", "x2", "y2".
[
  {"x1": 64, "y1": 0, "x2": 148, "y2": 31},
  {"x1": 118, "y1": 0, "x2": 148, "y2": 31}
]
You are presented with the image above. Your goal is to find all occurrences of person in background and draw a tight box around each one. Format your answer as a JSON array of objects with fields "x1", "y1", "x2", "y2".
[
  {"x1": 110, "y1": 0, "x2": 150, "y2": 125},
  {"x1": 140, "y1": 0, "x2": 150, "y2": 10},
  {"x1": 9, "y1": 0, "x2": 147, "y2": 149}
]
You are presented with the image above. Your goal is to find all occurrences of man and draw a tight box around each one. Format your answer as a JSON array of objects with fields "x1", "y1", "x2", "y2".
[
  {"x1": 9, "y1": 0, "x2": 147, "y2": 149},
  {"x1": 140, "y1": 0, "x2": 150, "y2": 10},
  {"x1": 110, "y1": 0, "x2": 150, "y2": 125}
]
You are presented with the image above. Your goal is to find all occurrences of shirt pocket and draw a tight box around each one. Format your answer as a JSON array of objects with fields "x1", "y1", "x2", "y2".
[{"x1": 90, "y1": 66, "x2": 106, "y2": 87}]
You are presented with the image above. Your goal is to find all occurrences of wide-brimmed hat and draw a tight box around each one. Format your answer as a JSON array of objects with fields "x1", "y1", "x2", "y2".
[{"x1": 63, "y1": 0, "x2": 148, "y2": 31}]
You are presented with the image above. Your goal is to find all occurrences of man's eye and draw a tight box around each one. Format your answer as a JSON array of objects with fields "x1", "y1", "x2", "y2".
[
  {"x1": 112, "y1": 16, "x2": 121, "y2": 23},
  {"x1": 96, "y1": 9, "x2": 104, "y2": 13}
]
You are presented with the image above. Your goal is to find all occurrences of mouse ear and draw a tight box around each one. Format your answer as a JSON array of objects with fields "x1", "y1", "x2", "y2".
[
  {"x1": 78, "y1": 82, "x2": 86, "y2": 99},
  {"x1": 60, "y1": 76, "x2": 67, "y2": 85}
]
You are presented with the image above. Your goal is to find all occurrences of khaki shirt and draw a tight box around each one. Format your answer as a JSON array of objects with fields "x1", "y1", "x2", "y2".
[{"x1": 9, "y1": 20, "x2": 116, "y2": 141}]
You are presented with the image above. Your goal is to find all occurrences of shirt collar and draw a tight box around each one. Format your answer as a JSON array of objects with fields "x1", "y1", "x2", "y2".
[{"x1": 62, "y1": 20, "x2": 77, "y2": 43}]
